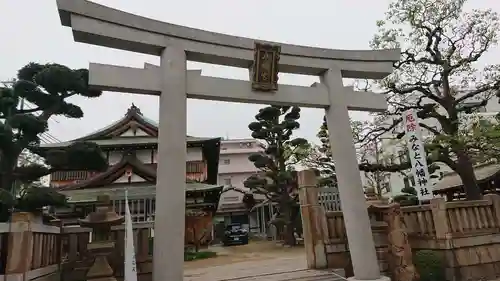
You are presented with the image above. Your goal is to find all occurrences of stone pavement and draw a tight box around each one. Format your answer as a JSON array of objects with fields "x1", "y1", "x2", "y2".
[{"x1": 184, "y1": 255, "x2": 344, "y2": 281}]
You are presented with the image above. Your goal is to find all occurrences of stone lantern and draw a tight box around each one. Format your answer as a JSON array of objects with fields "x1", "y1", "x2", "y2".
[{"x1": 79, "y1": 195, "x2": 124, "y2": 281}]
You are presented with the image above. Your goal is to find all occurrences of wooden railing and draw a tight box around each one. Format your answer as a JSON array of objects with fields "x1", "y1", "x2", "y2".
[
  {"x1": 0, "y1": 212, "x2": 61, "y2": 281},
  {"x1": 400, "y1": 205, "x2": 434, "y2": 237},
  {"x1": 322, "y1": 195, "x2": 500, "y2": 241},
  {"x1": 60, "y1": 222, "x2": 154, "y2": 281},
  {"x1": 0, "y1": 212, "x2": 155, "y2": 281},
  {"x1": 444, "y1": 198, "x2": 500, "y2": 236},
  {"x1": 324, "y1": 212, "x2": 346, "y2": 241},
  {"x1": 31, "y1": 231, "x2": 61, "y2": 270}
]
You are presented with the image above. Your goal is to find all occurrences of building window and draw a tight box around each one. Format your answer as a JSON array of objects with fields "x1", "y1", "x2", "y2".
[
  {"x1": 223, "y1": 178, "x2": 232, "y2": 186},
  {"x1": 223, "y1": 159, "x2": 230, "y2": 165},
  {"x1": 186, "y1": 161, "x2": 203, "y2": 173},
  {"x1": 239, "y1": 142, "x2": 253, "y2": 148},
  {"x1": 51, "y1": 171, "x2": 90, "y2": 181}
]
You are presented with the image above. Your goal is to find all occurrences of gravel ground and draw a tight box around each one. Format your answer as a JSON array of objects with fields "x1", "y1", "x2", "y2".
[
  {"x1": 183, "y1": 241, "x2": 344, "y2": 280},
  {"x1": 184, "y1": 241, "x2": 306, "y2": 270}
]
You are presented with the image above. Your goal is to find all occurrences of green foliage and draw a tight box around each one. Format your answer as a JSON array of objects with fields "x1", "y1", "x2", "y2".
[
  {"x1": 245, "y1": 106, "x2": 309, "y2": 203},
  {"x1": 0, "y1": 189, "x2": 16, "y2": 209},
  {"x1": 16, "y1": 186, "x2": 68, "y2": 212},
  {"x1": 184, "y1": 250, "x2": 217, "y2": 261},
  {"x1": 43, "y1": 141, "x2": 107, "y2": 171},
  {"x1": 244, "y1": 105, "x2": 309, "y2": 246},
  {"x1": 414, "y1": 250, "x2": 445, "y2": 281},
  {"x1": 359, "y1": 0, "x2": 500, "y2": 200},
  {"x1": 393, "y1": 194, "x2": 419, "y2": 206},
  {"x1": 457, "y1": 115, "x2": 500, "y2": 165},
  {"x1": 310, "y1": 116, "x2": 404, "y2": 198},
  {"x1": 312, "y1": 116, "x2": 337, "y2": 187},
  {"x1": 393, "y1": 186, "x2": 419, "y2": 206},
  {"x1": 0, "y1": 62, "x2": 107, "y2": 195},
  {"x1": 401, "y1": 186, "x2": 417, "y2": 196}
]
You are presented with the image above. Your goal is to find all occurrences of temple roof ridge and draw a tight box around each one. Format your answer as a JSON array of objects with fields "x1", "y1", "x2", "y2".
[
  {"x1": 126, "y1": 103, "x2": 142, "y2": 116},
  {"x1": 59, "y1": 103, "x2": 158, "y2": 143}
]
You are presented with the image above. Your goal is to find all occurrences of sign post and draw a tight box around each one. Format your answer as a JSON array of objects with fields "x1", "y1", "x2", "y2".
[{"x1": 402, "y1": 109, "x2": 433, "y2": 201}]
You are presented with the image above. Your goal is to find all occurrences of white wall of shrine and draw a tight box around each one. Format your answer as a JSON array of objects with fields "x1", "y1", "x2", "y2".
[
  {"x1": 119, "y1": 127, "x2": 150, "y2": 137},
  {"x1": 115, "y1": 172, "x2": 147, "y2": 183},
  {"x1": 107, "y1": 147, "x2": 203, "y2": 165}
]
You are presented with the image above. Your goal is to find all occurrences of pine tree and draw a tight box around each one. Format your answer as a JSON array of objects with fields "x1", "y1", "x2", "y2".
[
  {"x1": 244, "y1": 105, "x2": 309, "y2": 246},
  {"x1": 0, "y1": 63, "x2": 107, "y2": 211}
]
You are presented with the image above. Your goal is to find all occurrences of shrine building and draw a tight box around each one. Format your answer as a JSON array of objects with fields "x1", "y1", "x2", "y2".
[{"x1": 40, "y1": 104, "x2": 223, "y2": 243}]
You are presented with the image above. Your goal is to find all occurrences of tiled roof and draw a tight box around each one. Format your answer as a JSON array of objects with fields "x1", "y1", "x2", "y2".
[
  {"x1": 40, "y1": 104, "x2": 219, "y2": 148},
  {"x1": 63, "y1": 183, "x2": 223, "y2": 202},
  {"x1": 433, "y1": 163, "x2": 500, "y2": 192}
]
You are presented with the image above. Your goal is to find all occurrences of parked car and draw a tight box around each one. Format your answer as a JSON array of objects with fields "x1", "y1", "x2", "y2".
[{"x1": 223, "y1": 223, "x2": 249, "y2": 246}]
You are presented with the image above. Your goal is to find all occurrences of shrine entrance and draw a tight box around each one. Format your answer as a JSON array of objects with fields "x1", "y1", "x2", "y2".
[{"x1": 55, "y1": 1, "x2": 400, "y2": 280}]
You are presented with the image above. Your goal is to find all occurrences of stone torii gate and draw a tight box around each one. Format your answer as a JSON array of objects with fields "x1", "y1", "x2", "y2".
[{"x1": 55, "y1": 1, "x2": 400, "y2": 280}]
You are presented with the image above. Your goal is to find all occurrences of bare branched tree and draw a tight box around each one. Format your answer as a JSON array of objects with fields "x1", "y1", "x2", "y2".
[{"x1": 357, "y1": 0, "x2": 500, "y2": 200}]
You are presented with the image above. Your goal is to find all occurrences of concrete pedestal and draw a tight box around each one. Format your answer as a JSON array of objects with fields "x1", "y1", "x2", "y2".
[
  {"x1": 154, "y1": 46, "x2": 187, "y2": 281},
  {"x1": 348, "y1": 276, "x2": 391, "y2": 281},
  {"x1": 322, "y1": 68, "x2": 382, "y2": 281}
]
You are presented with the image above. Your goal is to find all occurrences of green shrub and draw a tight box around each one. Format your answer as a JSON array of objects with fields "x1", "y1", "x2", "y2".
[
  {"x1": 393, "y1": 194, "x2": 419, "y2": 206},
  {"x1": 184, "y1": 250, "x2": 217, "y2": 261},
  {"x1": 414, "y1": 250, "x2": 445, "y2": 281}
]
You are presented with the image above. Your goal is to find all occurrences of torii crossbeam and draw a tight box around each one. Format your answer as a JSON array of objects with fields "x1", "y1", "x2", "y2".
[
  {"x1": 55, "y1": 1, "x2": 400, "y2": 281},
  {"x1": 89, "y1": 63, "x2": 387, "y2": 111}
]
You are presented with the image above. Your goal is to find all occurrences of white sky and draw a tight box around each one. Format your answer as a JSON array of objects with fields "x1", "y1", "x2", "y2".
[{"x1": 1, "y1": 0, "x2": 499, "y2": 144}]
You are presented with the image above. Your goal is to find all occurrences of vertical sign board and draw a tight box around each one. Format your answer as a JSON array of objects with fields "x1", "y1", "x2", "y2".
[
  {"x1": 403, "y1": 109, "x2": 433, "y2": 201},
  {"x1": 251, "y1": 42, "x2": 280, "y2": 92}
]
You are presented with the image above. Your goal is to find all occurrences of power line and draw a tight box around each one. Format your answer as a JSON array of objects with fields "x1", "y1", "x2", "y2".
[
  {"x1": 2, "y1": 80, "x2": 76, "y2": 144},
  {"x1": 21, "y1": 102, "x2": 61, "y2": 143}
]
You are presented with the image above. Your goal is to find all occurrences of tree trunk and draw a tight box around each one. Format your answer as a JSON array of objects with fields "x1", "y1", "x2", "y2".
[
  {"x1": 284, "y1": 221, "x2": 296, "y2": 246},
  {"x1": 0, "y1": 152, "x2": 18, "y2": 192},
  {"x1": 0, "y1": 161, "x2": 15, "y2": 191},
  {"x1": 455, "y1": 149, "x2": 482, "y2": 200},
  {"x1": 280, "y1": 204, "x2": 296, "y2": 246}
]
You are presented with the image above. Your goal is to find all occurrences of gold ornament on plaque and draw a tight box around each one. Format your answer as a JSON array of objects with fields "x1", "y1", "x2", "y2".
[{"x1": 251, "y1": 42, "x2": 280, "y2": 92}]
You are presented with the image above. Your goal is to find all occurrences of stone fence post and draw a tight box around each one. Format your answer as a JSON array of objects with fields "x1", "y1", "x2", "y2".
[
  {"x1": 5, "y1": 212, "x2": 36, "y2": 279},
  {"x1": 298, "y1": 169, "x2": 328, "y2": 269},
  {"x1": 430, "y1": 197, "x2": 451, "y2": 239},
  {"x1": 486, "y1": 194, "x2": 500, "y2": 227}
]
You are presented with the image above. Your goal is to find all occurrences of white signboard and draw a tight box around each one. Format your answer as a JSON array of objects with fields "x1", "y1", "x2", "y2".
[{"x1": 403, "y1": 109, "x2": 433, "y2": 201}]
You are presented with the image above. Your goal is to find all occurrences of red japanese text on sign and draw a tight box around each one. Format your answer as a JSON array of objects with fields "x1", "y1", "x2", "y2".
[
  {"x1": 406, "y1": 123, "x2": 416, "y2": 132},
  {"x1": 405, "y1": 114, "x2": 416, "y2": 123}
]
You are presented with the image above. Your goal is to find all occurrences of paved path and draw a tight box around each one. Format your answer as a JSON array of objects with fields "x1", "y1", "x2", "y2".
[{"x1": 184, "y1": 255, "x2": 344, "y2": 281}]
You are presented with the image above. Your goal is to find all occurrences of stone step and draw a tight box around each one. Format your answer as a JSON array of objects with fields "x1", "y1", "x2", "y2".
[{"x1": 205, "y1": 269, "x2": 345, "y2": 281}]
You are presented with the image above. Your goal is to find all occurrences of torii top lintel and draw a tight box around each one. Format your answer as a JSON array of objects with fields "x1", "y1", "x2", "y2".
[{"x1": 56, "y1": 0, "x2": 400, "y2": 79}]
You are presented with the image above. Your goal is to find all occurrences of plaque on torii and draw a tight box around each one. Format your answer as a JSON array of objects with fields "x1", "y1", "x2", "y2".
[{"x1": 251, "y1": 43, "x2": 280, "y2": 92}]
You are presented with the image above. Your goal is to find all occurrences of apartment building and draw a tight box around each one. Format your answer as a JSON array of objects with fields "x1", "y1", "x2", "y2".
[
  {"x1": 218, "y1": 138, "x2": 261, "y2": 193},
  {"x1": 215, "y1": 139, "x2": 272, "y2": 234}
]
